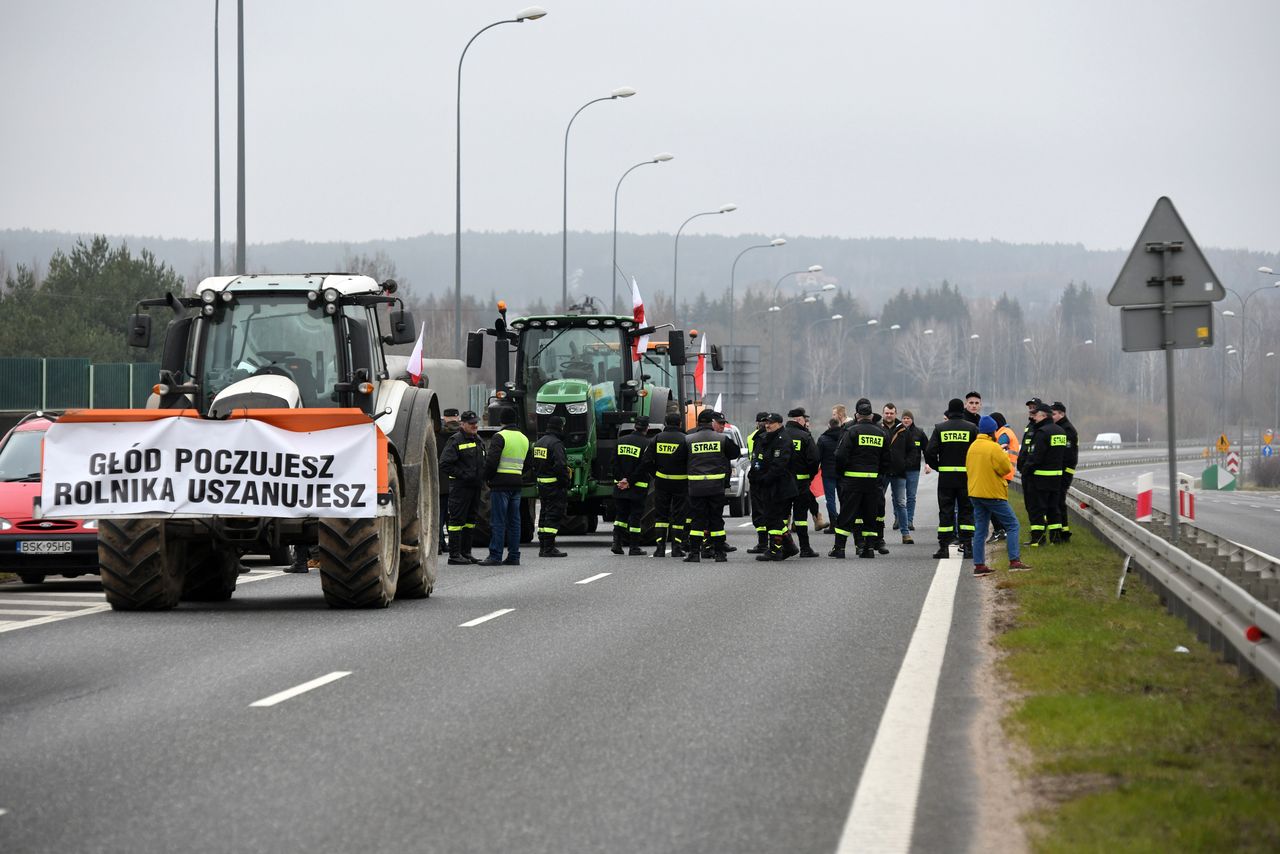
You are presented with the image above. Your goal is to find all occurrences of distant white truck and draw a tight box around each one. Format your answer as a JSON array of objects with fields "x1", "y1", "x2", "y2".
[{"x1": 1092, "y1": 432, "x2": 1123, "y2": 450}]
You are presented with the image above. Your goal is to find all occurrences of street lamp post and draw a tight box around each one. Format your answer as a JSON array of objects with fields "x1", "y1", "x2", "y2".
[
  {"x1": 1067, "y1": 338, "x2": 1093, "y2": 397},
  {"x1": 213, "y1": 0, "x2": 221, "y2": 276},
  {"x1": 563, "y1": 86, "x2": 636, "y2": 310},
  {"x1": 765, "y1": 283, "x2": 831, "y2": 393},
  {"x1": 455, "y1": 6, "x2": 547, "y2": 356},
  {"x1": 729, "y1": 238, "x2": 785, "y2": 346},
  {"x1": 1227, "y1": 271, "x2": 1280, "y2": 473},
  {"x1": 611, "y1": 152, "x2": 672, "y2": 313},
  {"x1": 804, "y1": 314, "x2": 843, "y2": 400},
  {"x1": 1267, "y1": 351, "x2": 1279, "y2": 433},
  {"x1": 672, "y1": 204, "x2": 737, "y2": 325}
]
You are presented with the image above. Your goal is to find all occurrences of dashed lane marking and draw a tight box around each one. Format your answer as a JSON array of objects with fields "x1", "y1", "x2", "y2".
[
  {"x1": 249, "y1": 671, "x2": 351, "y2": 708},
  {"x1": 737, "y1": 521, "x2": 755, "y2": 528},
  {"x1": 836, "y1": 556, "x2": 963, "y2": 853},
  {"x1": 459, "y1": 608, "x2": 515, "y2": 627},
  {"x1": 575, "y1": 573, "x2": 611, "y2": 585}
]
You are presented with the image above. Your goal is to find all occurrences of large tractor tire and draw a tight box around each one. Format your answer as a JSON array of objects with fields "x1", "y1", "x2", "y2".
[
  {"x1": 318, "y1": 455, "x2": 401, "y2": 608},
  {"x1": 181, "y1": 543, "x2": 240, "y2": 602},
  {"x1": 397, "y1": 424, "x2": 440, "y2": 599},
  {"x1": 99, "y1": 519, "x2": 186, "y2": 611}
]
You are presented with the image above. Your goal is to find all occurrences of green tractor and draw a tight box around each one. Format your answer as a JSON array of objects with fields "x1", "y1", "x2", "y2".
[{"x1": 466, "y1": 302, "x2": 720, "y2": 536}]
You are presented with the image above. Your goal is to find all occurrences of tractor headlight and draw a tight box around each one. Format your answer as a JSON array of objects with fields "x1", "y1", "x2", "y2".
[
  {"x1": 535, "y1": 402, "x2": 555, "y2": 415},
  {"x1": 201, "y1": 290, "x2": 217, "y2": 304},
  {"x1": 323, "y1": 288, "x2": 339, "y2": 303},
  {"x1": 566, "y1": 402, "x2": 589, "y2": 415}
]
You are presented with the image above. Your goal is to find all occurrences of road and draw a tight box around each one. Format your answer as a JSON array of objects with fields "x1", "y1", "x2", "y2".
[
  {"x1": 1075, "y1": 460, "x2": 1280, "y2": 557},
  {"x1": 0, "y1": 499, "x2": 995, "y2": 854}
]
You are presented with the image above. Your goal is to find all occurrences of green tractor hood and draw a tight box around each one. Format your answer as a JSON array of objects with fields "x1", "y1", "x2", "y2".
[{"x1": 536, "y1": 379, "x2": 592, "y2": 403}]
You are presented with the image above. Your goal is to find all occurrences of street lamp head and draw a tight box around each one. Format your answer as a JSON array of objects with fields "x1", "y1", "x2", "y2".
[
  {"x1": 1268, "y1": 352, "x2": 1277, "y2": 358},
  {"x1": 803, "y1": 295, "x2": 817, "y2": 303},
  {"x1": 516, "y1": 6, "x2": 548, "y2": 21},
  {"x1": 653, "y1": 152, "x2": 674, "y2": 162},
  {"x1": 768, "y1": 305, "x2": 781, "y2": 312},
  {"x1": 770, "y1": 238, "x2": 786, "y2": 247},
  {"x1": 1259, "y1": 266, "x2": 1275, "y2": 275},
  {"x1": 924, "y1": 328, "x2": 935, "y2": 335},
  {"x1": 1084, "y1": 338, "x2": 1094, "y2": 345},
  {"x1": 718, "y1": 203, "x2": 738, "y2": 213},
  {"x1": 867, "y1": 318, "x2": 879, "y2": 326},
  {"x1": 890, "y1": 324, "x2": 901, "y2": 331},
  {"x1": 831, "y1": 314, "x2": 844, "y2": 321},
  {"x1": 807, "y1": 264, "x2": 823, "y2": 273},
  {"x1": 820, "y1": 283, "x2": 836, "y2": 292},
  {"x1": 1222, "y1": 309, "x2": 1236, "y2": 316},
  {"x1": 970, "y1": 333, "x2": 980, "y2": 340},
  {"x1": 1022, "y1": 337, "x2": 1032, "y2": 343},
  {"x1": 611, "y1": 87, "x2": 637, "y2": 98}
]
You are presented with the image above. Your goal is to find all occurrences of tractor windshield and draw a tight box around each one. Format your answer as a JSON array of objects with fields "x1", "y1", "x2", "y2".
[
  {"x1": 199, "y1": 295, "x2": 340, "y2": 407},
  {"x1": 519, "y1": 326, "x2": 627, "y2": 390}
]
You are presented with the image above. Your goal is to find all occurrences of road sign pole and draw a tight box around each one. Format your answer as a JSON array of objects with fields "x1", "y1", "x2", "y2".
[{"x1": 1158, "y1": 243, "x2": 1180, "y2": 544}]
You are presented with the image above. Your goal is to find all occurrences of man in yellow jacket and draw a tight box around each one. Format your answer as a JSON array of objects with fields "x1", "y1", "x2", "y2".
[{"x1": 965, "y1": 415, "x2": 1032, "y2": 577}]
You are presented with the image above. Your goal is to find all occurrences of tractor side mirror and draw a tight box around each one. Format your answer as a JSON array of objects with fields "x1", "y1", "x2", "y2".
[
  {"x1": 386, "y1": 310, "x2": 417, "y2": 346},
  {"x1": 666, "y1": 330, "x2": 686, "y2": 367},
  {"x1": 466, "y1": 332, "x2": 485, "y2": 369},
  {"x1": 710, "y1": 344, "x2": 725, "y2": 372},
  {"x1": 127, "y1": 313, "x2": 152, "y2": 349}
]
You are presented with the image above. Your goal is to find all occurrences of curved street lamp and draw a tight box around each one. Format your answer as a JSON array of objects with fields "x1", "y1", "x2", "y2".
[
  {"x1": 611, "y1": 152, "x2": 672, "y2": 313},
  {"x1": 729, "y1": 237, "x2": 785, "y2": 346},
  {"x1": 770, "y1": 265, "x2": 824, "y2": 305},
  {"x1": 455, "y1": 6, "x2": 547, "y2": 355},
  {"x1": 563, "y1": 86, "x2": 636, "y2": 309},
  {"x1": 672, "y1": 203, "x2": 736, "y2": 325}
]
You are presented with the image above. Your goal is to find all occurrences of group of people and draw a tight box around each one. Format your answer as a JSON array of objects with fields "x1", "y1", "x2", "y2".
[{"x1": 431, "y1": 389, "x2": 1079, "y2": 577}]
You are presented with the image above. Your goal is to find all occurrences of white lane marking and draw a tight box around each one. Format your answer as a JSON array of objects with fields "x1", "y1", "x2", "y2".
[
  {"x1": 0, "y1": 807, "x2": 7, "y2": 816},
  {"x1": 0, "y1": 604, "x2": 111, "y2": 633},
  {"x1": 0, "y1": 609, "x2": 67, "y2": 616},
  {"x1": 0, "y1": 598, "x2": 106, "y2": 607},
  {"x1": 8, "y1": 591, "x2": 105, "y2": 598},
  {"x1": 238, "y1": 570, "x2": 286, "y2": 585},
  {"x1": 737, "y1": 521, "x2": 755, "y2": 528},
  {"x1": 459, "y1": 608, "x2": 515, "y2": 627},
  {"x1": 575, "y1": 573, "x2": 611, "y2": 585},
  {"x1": 249, "y1": 671, "x2": 351, "y2": 707},
  {"x1": 836, "y1": 556, "x2": 963, "y2": 854}
]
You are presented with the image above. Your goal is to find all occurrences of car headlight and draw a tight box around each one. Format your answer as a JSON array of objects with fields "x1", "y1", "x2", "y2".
[
  {"x1": 535, "y1": 402, "x2": 555, "y2": 415},
  {"x1": 82, "y1": 519, "x2": 99, "y2": 530},
  {"x1": 565, "y1": 402, "x2": 589, "y2": 415},
  {"x1": 0, "y1": 517, "x2": 11, "y2": 531}
]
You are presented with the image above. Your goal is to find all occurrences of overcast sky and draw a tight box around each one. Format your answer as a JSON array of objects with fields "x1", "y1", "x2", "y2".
[{"x1": 3, "y1": 0, "x2": 1278, "y2": 252}]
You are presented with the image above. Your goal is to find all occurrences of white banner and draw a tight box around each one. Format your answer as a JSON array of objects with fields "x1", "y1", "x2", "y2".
[{"x1": 41, "y1": 418, "x2": 379, "y2": 519}]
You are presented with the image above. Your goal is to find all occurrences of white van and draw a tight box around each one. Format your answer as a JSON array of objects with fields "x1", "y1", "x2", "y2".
[{"x1": 1092, "y1": 432, "x2": 1123, "y2": 450}]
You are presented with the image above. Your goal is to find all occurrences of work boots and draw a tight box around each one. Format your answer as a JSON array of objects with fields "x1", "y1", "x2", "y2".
[
  {"x1": 611, "y1": 527, "x2": 625, "y2": 555},
  {"x1": 628, "y1": 533, "x2": 646, "y2": 556},
  {"x1": 858, "y1": 538, "x2": 876, "y2": 559},
  {"x1": 960, "y1": 540, "x2": 973, "y2": 560},
  {"x1": 781, "y1": 533, "x2": 800, "y2": 559},
  {"x1": 746, "y1": 531, "x2": 768, "y2": 554},
  {"x1": 797, "y1": 529, "x2": 819, "y2": 558},
  {"x1": 542, "y1": 535, "x2": 567, "y2": 558},
  {"x1": 756, "y1": 535, "x2": 784, "y2": 561},
  {"x1": 828, "y1": 534, "x2": 847, "y2": 559},
  {"x1": 459, "y1": 530, "x2": 479, "y2": 564},
  {"x1": 932, "y1": 542, "x2": 951, "y2": 560},
  {"x1": 683, "y1": 536, "x2": 702, "y2": 563},
  {"x1": 653, "y1": 537, "x2": 667, "y2": 558},
  {"x1": 670, "y1": 537, "x2": 686, "y2": 558},
  {"x1": 448, "y1": 535, "x2": 471, "y2": 565},
  {"x1": 713, "y1": 543, "x2": 728, "y2": 563}
]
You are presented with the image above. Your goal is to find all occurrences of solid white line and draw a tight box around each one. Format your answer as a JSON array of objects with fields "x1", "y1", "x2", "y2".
[
  {"x1": 737, "y1": 521, "x2": 755, "y2": 528},
  {"x1": 459, "y1": 608, "x2": 515, "y2": 627},
  {"x1": 0, "y1": 598, "x2": 103, "y2": 607},
  {"x1": 0, "y1": 609, "x2": 66, "y2": 616},
  {"x1": 0, "y1": 604, "x2": 111, "y2": 633},
  {"x1": 836, "y1": 556, "x2": 963, "y2": 854},
  {"x1": 8, "y1": 591, "x2": 105, "y2": 598},
  {"x1": 238, "y1": 570, "x2": 286, "y2": 585},
  {"x1": 575, "y1": 572, "x2": 611, "y2": 585},
  {"x1": 249, "y1": 671, "x2": 351, "y2": 708}
]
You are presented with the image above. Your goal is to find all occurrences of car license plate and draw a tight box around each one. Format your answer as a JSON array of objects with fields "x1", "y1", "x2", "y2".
[{"x1": 17, "y1": 540, "x2": 73, "y2": 555}]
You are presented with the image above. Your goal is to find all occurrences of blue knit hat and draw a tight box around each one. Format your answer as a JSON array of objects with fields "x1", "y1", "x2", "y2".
[{"x1": 978, "y1": 414, "x2": 998, "y2": 435}]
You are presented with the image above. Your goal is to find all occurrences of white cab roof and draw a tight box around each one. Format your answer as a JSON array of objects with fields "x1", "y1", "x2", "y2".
[{"x1": 195, "y1": 274, "x2": 383, "y2": 296}]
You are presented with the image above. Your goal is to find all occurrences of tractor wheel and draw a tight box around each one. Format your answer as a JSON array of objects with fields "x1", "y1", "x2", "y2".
[
  {"x1": 181, "y1": 543, "x2": 239, "y2": 602},
  {"x1": 18, "y1": 573, "x2": 44, "y2": 585},
  {"x1": 397, "y1": 425, "x2": 440, "y2": 599},
  {"x1": 319, "y1": 455, "x2": 401, "y2": 608},
  {"x1": 99, "y1": 519, "x2": 186, "y2": 611}
]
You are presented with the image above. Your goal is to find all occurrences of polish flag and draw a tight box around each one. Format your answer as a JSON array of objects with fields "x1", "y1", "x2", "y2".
[
  {"x1": 693, "y1": 333, "x2": 708, "y2": 397},
  {"x1": 630, "y1": 278, "x2": 648, "y2": 361},
  {"x1": 407, "y1": 321, "x2": 426, "y2": 386}
]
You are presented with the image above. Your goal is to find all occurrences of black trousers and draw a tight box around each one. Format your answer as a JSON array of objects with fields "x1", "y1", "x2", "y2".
[
  {"x1": 612, "y1": 491, "x2": 646, "y2": 538},
  {"x1": 1033, "y1": 475, "x2": 1063, "y2": 536},
  {"x1": 835, "y1": 483, "x2": 880, "y2": 545},
  {"x1": 687, "y1": 494, "x2": 725, "y2": 547},
  {"x1": 790, "y1": 479, "x2": 818, "y2": 530},
  {"x1": 1023, "y1": 476, "x2": 1043, "y2": 537},
  {"x1": 537, "y1": 484, "x2": 568, "y2": 537},
  {"x1": 654, "y1": 488, "x2": 688, "y2": 543},
  {"x1": 750, "y1": 480, "x2": 767, "y2": 534},
  {"x1": 446, "y1": 483, "x2": 481, "y2": 538},
  {"x1": 937, "y1": 483, "x2": 974, "y2": 544}
]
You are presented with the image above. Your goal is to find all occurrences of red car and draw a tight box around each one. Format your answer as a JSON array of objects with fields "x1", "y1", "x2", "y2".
[{"x1": 0, "y1": 414, "x2": 100, "y2": 585}]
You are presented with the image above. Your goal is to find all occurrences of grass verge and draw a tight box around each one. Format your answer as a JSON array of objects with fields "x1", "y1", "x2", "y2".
[{"x1": 995, "y1": 504, "x2": 1280, "y2": 852}]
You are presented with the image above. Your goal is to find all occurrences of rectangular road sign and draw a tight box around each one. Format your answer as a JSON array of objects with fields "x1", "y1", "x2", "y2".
[
  {"x1": 1109, "y1": 196, "x2": 1224, "y2": 307},
  {"x1": 1120, "y1": 303, "x2": 1214, "y2": 352}
]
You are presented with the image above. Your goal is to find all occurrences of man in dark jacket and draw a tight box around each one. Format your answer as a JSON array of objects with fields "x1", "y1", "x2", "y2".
[
  {"x1": 784, "y1": 407, "x2": 821, "y2": 558},
  {"x1": 641, "y1": 412, "x2": 690, "y2": 558},
  {"x1": 438, "y1": 408, "x2": 462, "y2": 551},
  {"x1": 479, "y1": 407, "x2": 533, "y2": 566},
  {"x1": 816, "y1": 417, "x2": 843, "y2": 528},
  {"x1": 831, "y1": 401, "x2": 891, "y2": 558},
  {"x1": 438, "y1": 410, "x2": 485, "y2": 565},
  {"x1": 1050, "y1": 402, "x2": 1078, "y2": 542},
  {"x1": 684, "y1": 410, "x2": 739, "y2": 563},
  {"x1": 745, "y1": 411, "x2": 771, "y2": 554},
  {"x1": 963, "y1": 391, "x2": 982, "y2": 426},
  {"x1": 924, "y1": 398, "x2": 978, "y2": 559},
  {"x1": 530, "y1": 415, "x2": 572, "y2": 558},
  {"x1": 610, "y1": 416, "x2": 650, "y2": 556},
  {"x1": 1026, "y1": 403, "x2": 1068, "y2": 545},
  {"x1": 750, "y1": 412, "x2": 796, "y2": 561}
]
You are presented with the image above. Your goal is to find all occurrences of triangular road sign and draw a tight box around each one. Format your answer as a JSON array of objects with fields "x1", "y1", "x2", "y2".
[{"x1": 1109, "y1": 197, "x2": 1224, "y2": 307}]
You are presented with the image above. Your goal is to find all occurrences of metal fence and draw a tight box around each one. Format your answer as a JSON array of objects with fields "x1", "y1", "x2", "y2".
[{"x1": 0, "y1": 357, "x2": 160, "y2": 411}]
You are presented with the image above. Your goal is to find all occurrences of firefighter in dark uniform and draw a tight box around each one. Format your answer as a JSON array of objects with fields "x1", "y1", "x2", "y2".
[
  {"x1": 750, "y1": 412, "x2": 797, "y2": 561},
  {"x1": 745, "y1": 411, "x2": 771, "y2": 554},
  {"x1": 610, "y1": 416, "x2": 651, "y2": 556},
  {"x1": 438, "y1": 410, "x2": 485, "y2": 565},
  {"x1": 1050, "y1": 401, "x2": 1078, "y2": 542},
  {"x1": 784, "y1": 407, "x2": 822, "y2": 558},
  {"x1": 831, "y1": 400, "x2": 890, "y2": 558},
  {"x1": 684, "y1": 410, "x2": 739, "y2": 563},
  {"x1": 532, "y1": 415, "x2": 571, "y2": 558},
  {"x1": 924, "y1": 398, "x2": 978, "y2": 559},
  {"x1": 642, "y1": 412, "x2": 690, "y2": 558},
  {"x1": 1026, "y1": 403, "x2": 1068, "y2": 545},
  {"x1": 1017, "y1": 396, "x2": 1043, "y2": 542}
]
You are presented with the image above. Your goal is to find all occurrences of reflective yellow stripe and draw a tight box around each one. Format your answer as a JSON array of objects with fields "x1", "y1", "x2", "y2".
[
  {"x1": 687, "y1": 473, "x2": 726, "y2": 481},
  {"x1": 842, "y1": 471, "x2": 878, "y2": 478},
  {"x1": 796, "y1": 473, "x2": 811, "y2": 480},
  {"x1": 457, "y1": 442, "x2": 477, "y2": 450},
  {"x1": 938, "y1": 466, "x2": 966, "y2": 472},
  {"x1": 656, "y1": 472, "x2": 688, "y2": 480},
  {"x1": 1033, "y1": 469, "x2": 1063, "y2": 476},
  {"x1": 634, "y1": 481, "x2": 649, "y2": 488},
  {"x1": 537, "y1": 476, "x2": 558, "y2": 484},
  {"x1": 1065, "y1": 467, "x2": 1075, "y2": 474}
]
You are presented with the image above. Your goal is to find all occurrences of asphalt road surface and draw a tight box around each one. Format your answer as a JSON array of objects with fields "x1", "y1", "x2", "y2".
[
  {"x1": 1075, "y1": 460, "x2": 1280, "y2": 558},
  {"x1": 1, "y1": 494, "x2": 996, "y2": 854}
]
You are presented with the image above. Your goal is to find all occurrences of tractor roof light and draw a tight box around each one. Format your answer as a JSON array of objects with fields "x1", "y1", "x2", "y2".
[
  {"x1": 202, "y1": 304, "x2": 216, "y2": 316},
  {"x1": 546, "y1": 319, "x2": 559, "y2": 328},
  {"x1": 220, "y1": 291, "x2": 234, "y2": 303},
  {"x1": 307, "y1": 290, "x2": 320, "y2": 302},
  {"x1": 201, "y1": 290, "x2": 217, "y2": 304},
  {"x1": 530, "y1": 319, "x2": 543, "y2": 327},
  {"x1": 586, "y1": 318, "x2": 599, "y2": 327},
  {"x1": 323, "y1": 288, "x2": 340, "y2": 303},
  {"x1": 603, "y1": 319, "x2": 617, "y2": 327},
  {"x1": 324, "y1": 303, "x2": 337, "y2": 316}
]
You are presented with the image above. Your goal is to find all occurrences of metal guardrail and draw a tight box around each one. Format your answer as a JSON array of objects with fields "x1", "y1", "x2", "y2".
[{"x1": 1065, "y1": 478, "x2": 1280, "y2": 693}]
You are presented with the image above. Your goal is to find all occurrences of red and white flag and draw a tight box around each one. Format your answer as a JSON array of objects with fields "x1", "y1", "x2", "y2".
[
  {"x1": 407, "y1": 321, "x2": 426, "y2": 386},
  {"x1": 712, "y1": 393, "x2": 722, "y2": 413},
  {"x1": 630, "y1": 278, "x2": 649, "y2": 362},
  {"x1": 693, "y1": 333, "x2": 709, "y2": 397}
]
